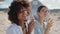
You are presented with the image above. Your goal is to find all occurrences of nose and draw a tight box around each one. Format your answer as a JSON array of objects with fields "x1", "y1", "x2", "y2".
[
  {"x1": 24, "y1": 11, "x2": 28, "y2": 15},
  {"x1": 23, "y1": 11, "x2": 28, "y2": 17}
]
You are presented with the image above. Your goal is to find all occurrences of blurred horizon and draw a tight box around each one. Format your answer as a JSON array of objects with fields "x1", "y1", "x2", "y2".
[
  {"x1": 0, "y1": 0, "x2": 60, "y2": 9},
  {"x1": 0, "y1": 0, "x2": 5, "y2": 1}
]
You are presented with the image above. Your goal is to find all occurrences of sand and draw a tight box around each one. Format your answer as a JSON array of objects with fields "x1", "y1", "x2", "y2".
[{"x1": 0, "y1": 11, "x2": 60, "y2": 34}]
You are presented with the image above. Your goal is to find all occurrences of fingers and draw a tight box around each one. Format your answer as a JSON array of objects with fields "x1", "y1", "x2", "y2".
[
  {"x1": 47, "y1": 18, "x2": 54, "y2": 28},
  {"x1": 28, "y1": 19, "x2": 35, "y2": 27},
  {"x1": 48, "y1": 18, "x2": 54, "y2": 24},
  {"x1": 29, "y1": 19, "x2": 35, "y2": 24},
  {"x1": 28, "y1": 19, "x2": 35, "y2": 32}
]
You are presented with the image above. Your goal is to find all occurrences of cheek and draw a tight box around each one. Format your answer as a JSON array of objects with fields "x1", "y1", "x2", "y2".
[
  {"x1": 41, "y1": 12, "x2": 44, "y2": 16},
  {"x1": 40, "y1": 12, "x2": 45, "y2": 17},
  {"x1": 44, "y1": 13, "x2": 48, "y2": 17},
  {"x1": 18, "y1": 14, "x2": 23, "y2": 19}
]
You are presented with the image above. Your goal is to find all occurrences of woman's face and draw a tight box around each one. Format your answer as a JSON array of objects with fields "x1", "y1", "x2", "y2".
[
  {"x1": 17, "y1": 8, "x2": 28, "y2": 21},
  {"x1": 38, "y1": 7, "x2": 48, "y2": 19}
]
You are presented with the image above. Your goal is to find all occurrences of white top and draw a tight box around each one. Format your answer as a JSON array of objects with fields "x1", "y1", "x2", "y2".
[
  {"x1": 34, "y1": 15, "x2": 48, "y2": 34},
  {"x1": 6, "y1": 23, "x2": 34, "y2": 34}
]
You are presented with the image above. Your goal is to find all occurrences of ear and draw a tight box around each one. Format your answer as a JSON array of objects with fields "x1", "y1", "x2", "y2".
[
  {"x1": 37, "y1": 12, "x2": 40, "y2": 16},
  {"x1": 37, "y1": 12, "x2": 43, "y2": 18}
]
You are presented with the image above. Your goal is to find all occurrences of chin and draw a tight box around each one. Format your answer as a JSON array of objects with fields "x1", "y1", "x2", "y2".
[
  {"x1": 24, "y1": 18, "x2": 27, "y2": 21},
  {"x1": 44, "y1": 15, "x2": 47, "y2": 17}
]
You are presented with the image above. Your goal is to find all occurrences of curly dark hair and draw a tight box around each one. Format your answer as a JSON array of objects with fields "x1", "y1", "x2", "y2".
[{"x1": 8, "y1": 1, "x2": 30, "y2": 25}]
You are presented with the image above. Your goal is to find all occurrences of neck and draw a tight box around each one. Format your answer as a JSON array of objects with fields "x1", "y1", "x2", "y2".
[
  {"x1": 38, "y1": 16, "x2": 44, "y2": 27},
  {"x1": 18, "y1": 20, "x2": 25, "y2": 28}
]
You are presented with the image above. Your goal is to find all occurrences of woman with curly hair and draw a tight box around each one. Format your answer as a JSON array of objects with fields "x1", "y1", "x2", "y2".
[{"x1": 6, "y1": 1, "x2": 34, "y2": 34}]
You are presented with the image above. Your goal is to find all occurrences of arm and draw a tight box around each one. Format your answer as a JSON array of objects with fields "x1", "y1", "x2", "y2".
[
  {"x1": 44, "y1": 27, "x2": 50, "y2": 34},
  {"x1": 22, "y1": 27, "x2": 27, "y2": 34}
]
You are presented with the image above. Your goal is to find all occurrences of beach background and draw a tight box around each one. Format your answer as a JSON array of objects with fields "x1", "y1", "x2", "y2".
[
  {"x1": 0, "y1": 8, "x2": 60, "y2": 34},
  {"x1": 0, "y1": 0, "x2": 60, "y2": 34}
]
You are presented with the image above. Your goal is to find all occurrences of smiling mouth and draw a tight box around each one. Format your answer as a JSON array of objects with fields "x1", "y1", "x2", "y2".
[
  {"x1": 44, "y1": 14, "x2": 47, "y2": 16},
  {"x1": 23, "y1": 15, "x2": 27, "y2": 17},
  {"x1": 23, "y1": 15, "x2": 27, "y2": 19}
]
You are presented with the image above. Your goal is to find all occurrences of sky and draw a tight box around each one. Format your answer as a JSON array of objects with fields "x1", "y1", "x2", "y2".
[
  {"x1": 0, "y1": 0, "x2": 13, "y2": 8},
  {"x1": 0, "y1": 0, "x2": 60, "y2": 9},
  {"x1": 39, "y1": 0, "x2": 60, "y2": 9}
]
